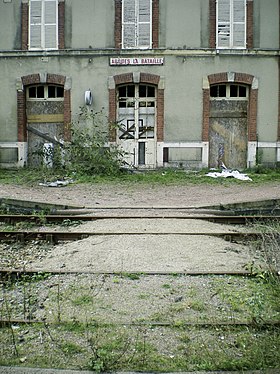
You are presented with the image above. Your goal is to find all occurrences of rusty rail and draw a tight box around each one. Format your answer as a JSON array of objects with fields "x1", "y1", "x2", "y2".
[
  {"x1": 0, "y1": 268, "x2": 254, "y2": 279},
  {"x1": 0, "y1": 214, "x2": 279, "y2": 224},
  {"x1": 0, "y1": 230, "x2": 270, "y2": 243},
  {"x1": 1, "y1": 318, "x2": 279, "y2": 328}
]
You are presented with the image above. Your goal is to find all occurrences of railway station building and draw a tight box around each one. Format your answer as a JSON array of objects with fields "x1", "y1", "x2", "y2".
[{"x1": 0, "y1": 0, "x2": 279, "y2": 170}]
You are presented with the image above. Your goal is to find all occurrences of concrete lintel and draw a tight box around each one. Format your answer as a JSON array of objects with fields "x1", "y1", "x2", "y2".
[
  {"x1": 133, "y1": 72, "x2": 140, "y2": 83},
  {"x1": 227, "y1": 72, "x2": 235, "y2": 82},
  {"x1": 40, "y1": 72, "x2": 47, "y2": 84}
]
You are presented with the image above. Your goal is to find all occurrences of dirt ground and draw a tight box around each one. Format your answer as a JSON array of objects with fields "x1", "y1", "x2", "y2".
[{"x1": 0, "y1": 180, "x2": 280, "y2": 209}]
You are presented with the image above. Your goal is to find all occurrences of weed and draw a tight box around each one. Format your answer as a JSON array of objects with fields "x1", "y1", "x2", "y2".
[
  {"x1": 138, "y1": 294, "x2": 150, "y2": 300},
  {"x1": 188, "y1": 300, "x2": 206, "y2": 312},
  {"x1": 72, "y1": 295, "x2": 92, "y2": 306},
  {"x1": 120, "y1": 273, "x2": 141, "y2": 280},
  {"x1": 162, "y1": 283, "x2": 171, "y2": 289},
  {"x1": 60, "y1": 341, "x2": 83, "y2": 355}
]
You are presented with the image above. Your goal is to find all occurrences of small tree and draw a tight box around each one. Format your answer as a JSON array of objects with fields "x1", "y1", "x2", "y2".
[{"x1": 64, "y1": 107, "x2": 126, "y2": 176}]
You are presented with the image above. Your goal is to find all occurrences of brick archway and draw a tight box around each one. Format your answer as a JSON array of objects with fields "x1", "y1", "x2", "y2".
[
  {"x1": 17, "y1": 73, "x2": 71, "y2": 143},
  {"x1": 202, "y1": 72, "x2": 258, "y2": 143},
  {"x1": 108, "y1": 72, "x2": 164, "y2": 142}
]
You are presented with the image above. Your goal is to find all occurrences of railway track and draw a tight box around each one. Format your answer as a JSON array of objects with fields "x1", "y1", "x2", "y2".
[
  {"x1": 0, "y1": 209, "x2": 279, "y2": 370},
  {"x1": 0, "y1": 213, "x2": 278, "y2": 243},
  {"x1": 0, "y1": 230, "x2": 272, "y2": 243},
  {"x1": 0, "y1": 213, "x2": 279, "y2": 224}
]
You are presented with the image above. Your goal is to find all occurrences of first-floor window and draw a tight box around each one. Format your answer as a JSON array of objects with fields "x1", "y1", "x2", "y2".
[
  {"x1": 29, "y1": 0, "x2": 58, "y2": 49},
  {"x1": 217, "y1": 0, "x2": 246, "y2": 49}
]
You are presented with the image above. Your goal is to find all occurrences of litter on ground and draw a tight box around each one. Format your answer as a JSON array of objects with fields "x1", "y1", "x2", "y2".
[{"x1": 206, "y1": 169, "x2": 252, "y2": 181}]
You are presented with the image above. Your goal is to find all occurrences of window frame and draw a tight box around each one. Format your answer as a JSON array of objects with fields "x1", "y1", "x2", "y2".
[
  {"x1": 210, "y1": 84, "x2": 249, "y2": 100},
  {"x1": 27, "y1": 84, "x2": 64, "y2": 101},
  {"x1": 29, "y1": 0, "x2": 58, "y2": 50},
  {"x1": 216, "y1": 0, "x2": 247, "y2": 49},
  {"x1": 122, "y1": 0, "x2": 152, "y2": 49}
]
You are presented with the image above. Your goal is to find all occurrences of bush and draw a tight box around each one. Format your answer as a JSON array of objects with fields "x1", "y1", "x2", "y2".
[{"x1": 64, "y1": 107, "x2": 126, "y2": 176}]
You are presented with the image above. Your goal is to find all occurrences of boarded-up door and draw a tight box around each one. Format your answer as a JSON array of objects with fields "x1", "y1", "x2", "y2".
[
  {"x1": 26, "y1": 85, "x2": 64, "y2": 166},
  {"x1": 209, "y1": 100, "x2": 248, "y2": 169}
]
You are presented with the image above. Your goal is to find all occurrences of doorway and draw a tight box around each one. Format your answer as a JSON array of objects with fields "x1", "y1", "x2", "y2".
[
  {"x1": 209, "y1": 83, "x2": 249, "y2": 169},
  {"x1": 26, "y1": 84, "x2": 64, "y2": 166},
  {"x1": 117, "y1": 84, "x2": 157, "y2": 168}
]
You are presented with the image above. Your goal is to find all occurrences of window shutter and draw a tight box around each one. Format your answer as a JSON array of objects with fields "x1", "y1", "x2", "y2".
[
  {"x1": 30, "y1": 0, "x2": 42, "y2": 48},
  {"x1": 232, "y1": 0, "x2": 246, "y2": 47},
  {"x1": 123, "y1": 0, "x2": 136, "y2": 48},
  {"x1": 122, "y1": 0, "x2": 151, "y2": 48},
  {"x1": 44, "y1": 0, "x2": 57, "y2": 49},
  {"x1": 217, "y1": 0, "x2": 230, "y2": 48},
  {"x1": 138, "y1": 0, "x2": 151, "y2": 47}
]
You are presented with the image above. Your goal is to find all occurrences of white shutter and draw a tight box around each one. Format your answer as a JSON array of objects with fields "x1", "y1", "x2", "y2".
[
  {"x1": 122, "y1": 0, "x2": 151, "y2": 49},
  {"x1": 138, "y1": 23, "x2": 150, "y2": 46},
  {"x1": 44, "y1": 0, "x2": 58, "y2": 49},
  {"x1": 123, "y1": 0, "x2": 136, "y2": 48},
  {"x1": 137, "y1": 0, "x2": 151, "y2": 47},
  {"x1": 217, "y1": 0, "x2": 246, "y2": 49},
  {"x1": 232, "y1": 0, "x2": 246, "y2": 47},
  {"x1": 138, "y1": 0, "x2": 150, "y2": 23},
  {"x1": 217, "y1": 0, "x2": 230, "y2": 48},
  {"x1": 29, "y1": 0, "x2": 42, "y2": 48}
]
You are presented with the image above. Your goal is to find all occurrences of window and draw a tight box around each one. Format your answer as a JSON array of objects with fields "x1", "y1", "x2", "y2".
[
  {"x1": 210, "y1": 84, "x2": 248, "y2": 99},
  {"x1": 216, "y1": 0, "x2": 246, "y2": 49},
  {"x1": 27, "y1": 85, "x2": 64, "y2": 99},
  {"x1": 29, "y1": 0, "x2": 58, "y2": 49},
  {"x1": 122, "y1": 0, "x2": 152, "y2": 49}
]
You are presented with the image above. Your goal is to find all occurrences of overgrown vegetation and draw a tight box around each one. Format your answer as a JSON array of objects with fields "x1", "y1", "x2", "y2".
[
  {"x1": 1, "y1": 166, "x2": 280, "y2": 188},
  {"x1": 0, "y1": 263, "x2": 279, "y2": 371},
  {"x1": 62, "y1": 107, "x2": 126, "y2": 176}
]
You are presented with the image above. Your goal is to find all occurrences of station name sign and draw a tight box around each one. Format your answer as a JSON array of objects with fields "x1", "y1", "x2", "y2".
[{"x1": 110, "y1": 57, "x2": 164, "y2": 66}]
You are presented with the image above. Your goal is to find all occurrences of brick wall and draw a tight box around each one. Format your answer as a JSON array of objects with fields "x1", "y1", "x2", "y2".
[
  {"x1": 17, "y1": 90, "x2": 26, "y2": 142},
  {"x1": 47, "y1": 74, "x2": 66, "y2": 86},
  {"x1": 21, "y1": 74, "x2": 41, "y2": 86},
  {"x1": 140, "y1": 73, "x2": 160, "y2": 85},
  {"x1": 115, "y1": 0, "x2": 122, "y2": 49},
  {"x1": 109, "y1": 89, "x2": 117, "y2": 142},
  {"x1": 58, "y1": 0, "x2": 65, "y2": 49},
  {"x1": 248, "y1": 89, "x2": 258, "y2": 141},
  {"x1": 63, "y1": 89, "x2": 71, "y2": 141},
  {"x1": 247, "y1": 0, "x2": 254, "y2": 49},
  {"x1": 152, "y1": 0, "x2": 159, "y2": 48},
  {"x1": 202, "y1": 89, "x2": 210, "y2": 142},
  {"x1": 21, "y1": 2, "x2": 28, "y2": 50},
  {"x1": 157, "y1": 89, "x2": 164, "y2": 142}
]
